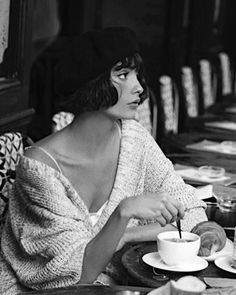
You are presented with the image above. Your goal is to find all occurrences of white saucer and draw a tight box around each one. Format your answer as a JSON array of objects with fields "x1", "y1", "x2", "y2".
[
  {"x1": 142, "y1": 252, "x2": 208, "y2": 272},
  {"x1": 215, "y1": 255, "x2": 236, "y2": 274},
  {"x1": 202, "y1": 238, "x2": 234, "y2": 261}
]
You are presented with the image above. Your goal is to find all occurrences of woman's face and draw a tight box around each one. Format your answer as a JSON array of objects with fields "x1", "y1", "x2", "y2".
[{"x1": 104, "y1": 62, "x2": 143, "y2": 120}]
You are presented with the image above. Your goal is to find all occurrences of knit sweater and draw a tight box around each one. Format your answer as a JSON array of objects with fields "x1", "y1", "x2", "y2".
[{"x1": 0, "y1": 119, "x2": 207, "y2": 294}]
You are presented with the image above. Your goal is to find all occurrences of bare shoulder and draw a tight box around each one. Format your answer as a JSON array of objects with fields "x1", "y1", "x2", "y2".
[
  {"x1": 24, "y1": 134, "x2": 51, "y2": 158},
  {"x1": 24, "y1": 135, "x2": 60, "y2": 172},
  {"x1": 24, "y1": 145, "x2": 50, "y2": 163},
  {"x1": 24, "y1": 144, "x2": 42, "y2": 159}
]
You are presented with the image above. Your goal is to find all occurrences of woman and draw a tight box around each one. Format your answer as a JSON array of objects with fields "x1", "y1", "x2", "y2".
[{"x1": 0, "y1": 27, "x2": 207, "y2": 294}]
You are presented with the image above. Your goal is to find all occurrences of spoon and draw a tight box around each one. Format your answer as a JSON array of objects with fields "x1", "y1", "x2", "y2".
[
  {"x1": 152, "y1": 268, "x2": 169, "y2": 281},
  {"x1": 176, "y1": 219, "x2": 182, "y2": 239}
]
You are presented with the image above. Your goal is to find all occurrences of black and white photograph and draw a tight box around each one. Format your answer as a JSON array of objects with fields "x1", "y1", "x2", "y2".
[{"x1": 0, "y1": 1, "x2": 236, "y2": 294}]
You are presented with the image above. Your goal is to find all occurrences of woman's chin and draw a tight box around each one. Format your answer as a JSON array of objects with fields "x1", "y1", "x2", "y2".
[{"x1": 122, "y1": 111, "x2": 138, "y2": 120}]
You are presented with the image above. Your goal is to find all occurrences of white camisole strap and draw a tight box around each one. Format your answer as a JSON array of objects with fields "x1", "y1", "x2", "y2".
[
  {"x1": 25, "y1": 146, "x2": 62, "y2": 174},
  {"x1": 90, "y1": 200, "x2": 108, "y2": 226},
  {"x1": 115, "y1": 120, "x2": 122, "y2": 138}
]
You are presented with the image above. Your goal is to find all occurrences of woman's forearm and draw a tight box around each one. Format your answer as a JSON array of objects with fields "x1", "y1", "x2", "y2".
[
  {"x1": 120, "y1": 207, "x2": 207, "y2": 248},
  {"x1": 80, "y1": 191, "x2": 184, "y2": 283},
  {"x1": 119, "y1": 222, "x2": 177, "y2": 248},
  {"x1": 80, "y1": 201, "x2": 131, "y2": 283}
]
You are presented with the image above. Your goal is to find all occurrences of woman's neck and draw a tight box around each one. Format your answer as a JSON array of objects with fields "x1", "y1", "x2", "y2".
[{"x1": 63, "y1": 112, "x2": 120, "y2": 157}]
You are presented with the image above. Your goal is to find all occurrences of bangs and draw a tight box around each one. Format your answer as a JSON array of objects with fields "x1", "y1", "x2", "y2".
[
  {"x1": 113, "y1": 53, "x2": 142, "y2": 72},
  {"x1": 70, "y1": 52, "x2": 149, "y2": 115},
  {"x1": 112, "y1": 52, "x2": 149, "y2": 104}
]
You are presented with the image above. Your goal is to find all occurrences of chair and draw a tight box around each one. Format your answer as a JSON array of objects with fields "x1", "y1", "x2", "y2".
[
  {"x1": 157, "y1": 75, "x2": 179, "y2": 137},
  {"x1": 177, "y1": 66, "x2": 200, "y2": 132},
  {"x1": 181, "y1": 66, "x2": 199, "y2": 118},
  {"x1": 218, "y1": 52, "x2": 233, "y2": 97},
  {"x1": 198, "y1": 59, "x2": 217, "y2": 114},
  {"x1": 52, "y1": 111, "x2": 74, "y2": 132},
  {"x1": 155, "y1": 75, "x2": 181, "y2": 152},
  {"x1": 204, "y1": 52, "x2": 236, "y2": 116},
  {"x1": 0, "y1": 132, "x2": 32, "y2": 237},
  {"x1": 215, "y1": 51, "x2": 236, "y2": 104}
]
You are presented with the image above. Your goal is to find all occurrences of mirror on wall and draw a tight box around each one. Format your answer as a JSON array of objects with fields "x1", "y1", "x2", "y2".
[
  {"x1": 0, "y1": 0, "x2": 34, "y2": 133},
  {"x1": 0, "y1": 0, "x2": 27, "y2": 90}
]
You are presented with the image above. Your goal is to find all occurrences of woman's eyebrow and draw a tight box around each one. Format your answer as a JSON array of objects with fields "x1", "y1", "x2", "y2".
[{"x1": 114, "y1": 67, "x2": 130, "y2": 73}]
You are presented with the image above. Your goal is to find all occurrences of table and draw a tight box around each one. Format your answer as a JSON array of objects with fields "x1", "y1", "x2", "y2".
[
  {"x1": 173, "y1": 164, "x2": 236, "y2": 230},
  {"x1": 162, "y1": 132, "x2": 236, "y2": 174},
  {"x1": 118, "y1": 201, "x2": 236, "y2": 289},
  {"x1": 121, "y1": 241, "x2": 236, "y2": 289},
  {"x1": 164, "y1": 131, "x2": 236, "y2": 153},
  {"x1": 186, "y1": 99, "x2": 236, "y2": 134},
  {"x1": 124, "y1": 205, "x2": 235, "y2": 288},
  {"x1": 19, "y1": 284, "x2": 153, "y2": 295}
]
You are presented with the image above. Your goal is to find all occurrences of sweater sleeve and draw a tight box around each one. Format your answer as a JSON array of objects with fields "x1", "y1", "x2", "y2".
[
  {"x1": 2, "y1": 160, "x2": 93, "y2": 290},
  {"x1": 143, "y1": 132, "x2": 208, "y2": 231}
]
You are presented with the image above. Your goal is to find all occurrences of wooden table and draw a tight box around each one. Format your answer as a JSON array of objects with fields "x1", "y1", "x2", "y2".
[
  {"x1": 19, "y1": 284, "x2": 152, "y2": 295},
  {"x1": 186, "y1": 99, "x2": 236, "y2": 134},
  {"x1": 173, "y1": 164, "x2": 236, "y2": 230},
  {"x1": 118, "y1": 200, "x2": 236, "y2": 289},
  {"x1": 164, "y1": 131, "x2": 236, "y2": 153},
  {"x1": 162, "y1": 132, "x2": 236, "y2": 174},
  {"x1": 121, "y1": 241, "x2": 236, "y2": 289}
]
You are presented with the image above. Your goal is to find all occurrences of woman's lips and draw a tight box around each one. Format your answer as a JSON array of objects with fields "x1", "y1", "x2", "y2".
[{"x1": 129, "y1": 99, "x2": 140, "y2": 105}]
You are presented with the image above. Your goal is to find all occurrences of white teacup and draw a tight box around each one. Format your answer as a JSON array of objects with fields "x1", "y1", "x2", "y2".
[{"x1": 157, "y1": 231, "x2": 200, "y2": 266}]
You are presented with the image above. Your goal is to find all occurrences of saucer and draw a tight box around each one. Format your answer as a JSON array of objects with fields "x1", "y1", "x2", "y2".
[
  {"x1": 142, "y1": 252, "x2": 208, "y2": 272},
  {"x1": 202, "y1": 238, "x2": 234, "y2": 261},
  {"x1": 198, "y1": 165, "x2": 225, "y2": 179},
  {"x1": 215, "y1": 255, "x2": 236, "y2": 274}
]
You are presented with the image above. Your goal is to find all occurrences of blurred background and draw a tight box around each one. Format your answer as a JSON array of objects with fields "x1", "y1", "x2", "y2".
[{"x1": 0, "y1": 0, "x2": 236, "y2": 144}]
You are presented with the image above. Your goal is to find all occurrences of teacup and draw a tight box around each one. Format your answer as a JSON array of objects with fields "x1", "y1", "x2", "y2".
[
  {"x1": 213, "y1": 185, "x2": 236, "y2": 212},
  {"x1": 157, "y1": 231, "x2": 200, "y2": 266},
  {"x1": 215, "y1": 194, "x2": 236, "y2": 212}
]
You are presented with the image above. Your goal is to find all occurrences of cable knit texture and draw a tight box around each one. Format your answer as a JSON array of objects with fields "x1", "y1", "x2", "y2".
[{"x1": 0, "y1": 119, "x2": 207, "y2": 293}]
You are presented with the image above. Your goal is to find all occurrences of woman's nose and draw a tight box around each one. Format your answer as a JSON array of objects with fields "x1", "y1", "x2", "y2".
[{"x1": 133, "y1": 76, "x2": 143, "y2": 94}]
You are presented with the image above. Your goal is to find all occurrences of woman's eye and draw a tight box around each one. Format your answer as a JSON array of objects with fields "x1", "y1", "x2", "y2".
[{"x1": 118, "y1": 73, "x2": 128, "y2": 80}]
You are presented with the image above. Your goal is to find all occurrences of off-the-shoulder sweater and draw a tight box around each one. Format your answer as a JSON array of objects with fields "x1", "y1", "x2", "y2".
[{"x1": 0, "y1": 119, "x2": 207, "y2": 294}]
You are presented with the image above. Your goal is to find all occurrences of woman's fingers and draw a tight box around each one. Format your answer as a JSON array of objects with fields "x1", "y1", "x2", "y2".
[
  {"x1": 176, "y1": 202, "x2": 185, "y2": 219},
  {"x1": 165, "y1": 197, "x2": 185, "y2": 217},
  {"x1": 179, "y1": 203, "x2": 185, "y2": 218},
  {"x1": 156, "y1": 215, "x2": 168, "y2": 227},
  {"x1": 129, "y1": 192, "x2": 185, "y2": 223},
  {"x1": 159, "y1": 202, "x2": 173, "y2": 224},
  {"x1": 160, "y1": 196, "x2": 185, "y2": 224}
]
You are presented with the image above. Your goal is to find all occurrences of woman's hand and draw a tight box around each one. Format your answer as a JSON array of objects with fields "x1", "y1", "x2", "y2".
[{"x1": 120, "y1": 191, "x2": 185, "y2": 227}]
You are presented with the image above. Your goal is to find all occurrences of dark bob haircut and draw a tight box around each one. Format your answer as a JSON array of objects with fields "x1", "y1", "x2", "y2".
[{"x1": 58, "y1": 52, "x2": 149, "y2": 116}]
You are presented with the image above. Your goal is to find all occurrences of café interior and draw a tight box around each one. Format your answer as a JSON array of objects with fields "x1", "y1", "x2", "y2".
[{"x1": 0, "y1": 0, "x2": 236, "y2": 294}]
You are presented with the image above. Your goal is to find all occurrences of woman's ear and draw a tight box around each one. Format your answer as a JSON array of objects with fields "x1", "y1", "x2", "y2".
[{"x1": 110, "y1": 70, "x2": 120, "y2": 87}]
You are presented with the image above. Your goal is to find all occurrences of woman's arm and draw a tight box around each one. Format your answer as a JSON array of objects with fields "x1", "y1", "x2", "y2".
[
  {"x1": 79, "y1": 203, "x2": 129, "y2": 283},
  {"x1": 143, "y1": 131, "x2": 208, "y2": 232},
  {"x1": 80, "y1": 192, "x2": 184, "y2": 283},
  {"x1": 116, "y1": 222, "x2": 177, "y2": 251}
]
